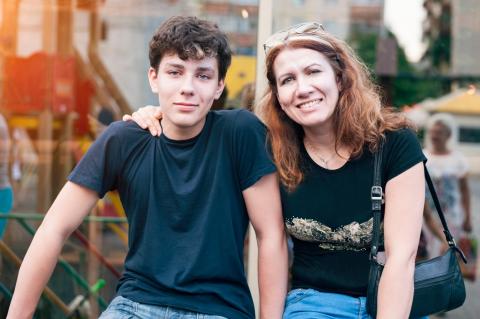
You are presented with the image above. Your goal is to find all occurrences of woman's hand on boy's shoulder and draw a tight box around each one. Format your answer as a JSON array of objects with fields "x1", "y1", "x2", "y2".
[{"x1": 123, "y1": 105, "x2": 162, "y2": 136}]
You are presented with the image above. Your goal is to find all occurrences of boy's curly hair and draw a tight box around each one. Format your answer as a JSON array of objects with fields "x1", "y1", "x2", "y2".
[{"x1": 149, "y1": 16, "x2": 232, "y2": 80}]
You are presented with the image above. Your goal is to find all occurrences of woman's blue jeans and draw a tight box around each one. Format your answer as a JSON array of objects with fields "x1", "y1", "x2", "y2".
[
  {"x1": 99, "y1": 296, "x2": 227, "y2": 319},
  {"x1": 283, "y1": 288, "x2": 429, "y2": 319}
]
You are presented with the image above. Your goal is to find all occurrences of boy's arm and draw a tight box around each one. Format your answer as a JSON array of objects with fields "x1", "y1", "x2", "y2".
[
  {"x1": 243, "y1": 172, "x2": 288, "y2": 319},
  {"x1": 7, "y1": 182, "x2": 99, "y2": 319}
]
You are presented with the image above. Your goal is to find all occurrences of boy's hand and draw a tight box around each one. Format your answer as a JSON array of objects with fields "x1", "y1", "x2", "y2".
[{"x1": 123, "y1": 105, "x2": 163, "y2": 136}]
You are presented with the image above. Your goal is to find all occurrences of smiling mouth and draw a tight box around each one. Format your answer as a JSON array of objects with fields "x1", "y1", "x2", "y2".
[{"x1": 297, "y1": 98, "x2": 324, "y2": 109}]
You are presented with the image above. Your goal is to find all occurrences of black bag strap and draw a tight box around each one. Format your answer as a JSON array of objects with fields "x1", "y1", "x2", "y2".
[
  {"x1": 369, "y1": 141, "x2": 384, "y2": 260},
  {"x1": 369, "y1": 140, "x2": 467, "y2": 263}
]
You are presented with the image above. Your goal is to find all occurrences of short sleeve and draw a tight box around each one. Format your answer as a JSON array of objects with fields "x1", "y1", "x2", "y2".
[
  {"x1": 455, "y1": 151, "x2": 469, "y2": 177},
  {"x1": 68, "y1": 122, "x2": 124, "y2": 198},
  {"x1": 232, "y1": 110, "x2": 276, "y2": 190},
  {"x1": 383, "y1": 128, "x2": 427, "y2": 182}
]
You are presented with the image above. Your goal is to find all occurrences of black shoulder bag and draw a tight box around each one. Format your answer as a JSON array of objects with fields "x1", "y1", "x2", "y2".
[{"x1": 366, "y1": 142, "x2": 467, "y2": 318}]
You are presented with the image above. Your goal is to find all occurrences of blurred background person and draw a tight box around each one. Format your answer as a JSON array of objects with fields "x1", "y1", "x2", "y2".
[
  {"x1": 0, "y1": 112, "x2": 14, "y2": 239},
  {"x1": 423, "y1": 113, "x2": 472, "y2": 255},
  {"x1": 88, "y1": 107, "x2": 116, "y2": 138}
]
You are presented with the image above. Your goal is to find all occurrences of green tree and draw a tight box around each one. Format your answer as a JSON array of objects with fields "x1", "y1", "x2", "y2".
[
  {"x1": 421, "y1": 0, "x2": 451, "y2": 73},
  {"x1": 348, "y1": 31, "x2": 445, "y2": 108}
]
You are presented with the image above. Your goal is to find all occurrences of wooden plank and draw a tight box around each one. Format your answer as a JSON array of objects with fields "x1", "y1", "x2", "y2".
[
  {"x1": 42, "y1": 0, "x2": 55, "y2": 54},
  {"x1": 56, "y1": 0, "x2": 73, "y2": 56},
  {"x1": 37, "y1": 110, "x2": 53, "y2": 213},
  {"x1": 248, "y1": 1, "x2": 273, "y2": 316}
]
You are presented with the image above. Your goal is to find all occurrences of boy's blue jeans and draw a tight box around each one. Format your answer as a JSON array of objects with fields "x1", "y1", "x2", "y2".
[{"x1": 99, "y1": 296, "x2": 227, "y2": 319}]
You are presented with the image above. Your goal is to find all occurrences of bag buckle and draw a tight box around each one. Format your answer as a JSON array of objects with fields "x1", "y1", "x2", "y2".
[
  {"x1": 444, "y1": 230, "x2": 458, "y2": 247},
  {"x1": 445, "y1": 234, "x2": 468, "y2": 264},
  {"x1": 369, "y1": 245, "x2": 378, "y2": 260},
  {"x1": 448, "y1": 237, "x2": 456, "y2": 247},
  {"x1": 371, "y1": 186, "x2": 383, "y2": 200},
  {"x1": 371, "y1": 186, "x2": 384, "y2": 209}
]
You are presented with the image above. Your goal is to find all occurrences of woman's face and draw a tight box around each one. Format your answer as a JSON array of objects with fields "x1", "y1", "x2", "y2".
[
  {"x1": 429, "y1": 122, "x2": 450, "y2": 151},
  {"x1": 273, "y1": 47, "x2": 340, "y2": 130}
]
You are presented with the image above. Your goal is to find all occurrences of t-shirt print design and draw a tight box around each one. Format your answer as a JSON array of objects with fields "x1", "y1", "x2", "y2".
[{"x1": 286, "y1": 217, "x2": 375, "y2": 251}]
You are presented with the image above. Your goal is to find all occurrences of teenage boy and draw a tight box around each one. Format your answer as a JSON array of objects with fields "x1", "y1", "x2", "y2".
[{"x1": 7, "y1": 16, "x2": 287, "y2": 319}]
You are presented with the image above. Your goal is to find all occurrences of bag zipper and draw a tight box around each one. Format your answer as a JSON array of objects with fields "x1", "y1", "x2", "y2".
[{"x1": 415, "y1": 272, "x2": 455, "y2": 289}]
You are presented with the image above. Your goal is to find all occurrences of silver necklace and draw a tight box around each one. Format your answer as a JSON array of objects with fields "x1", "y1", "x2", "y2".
[{"x1": 304, "y1": 140, "x2": 337, "y2": 168}]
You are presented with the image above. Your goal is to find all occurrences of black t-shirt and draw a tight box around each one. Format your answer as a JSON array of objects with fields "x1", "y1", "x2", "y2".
[
  {"x1": 69, "y1": 110, "x2": 276, "y2": 319},
  {"x1": 281, "y1": 128, "x2": 426, "y2": 296}
]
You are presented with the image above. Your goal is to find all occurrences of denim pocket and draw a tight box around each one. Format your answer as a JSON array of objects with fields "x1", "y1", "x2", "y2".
[
  {"x1": 99, "y1": 296, "x2": 137, "y2": 319},
  {"x1": 285, "y1": 288, "x2": 315, "y2": 306}
]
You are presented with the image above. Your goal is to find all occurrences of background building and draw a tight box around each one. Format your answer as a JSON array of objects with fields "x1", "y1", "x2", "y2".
[
  {"x1": 451, "y1": 0, "x2": 480, "y2": 76},
  {"x1": 274, "y1": 0, "x2": 350, "y2": 40}
]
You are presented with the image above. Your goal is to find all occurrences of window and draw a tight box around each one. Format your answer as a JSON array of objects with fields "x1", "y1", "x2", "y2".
[{"x1": 460, "y1": 127, "x2": 480, "y2": 143}]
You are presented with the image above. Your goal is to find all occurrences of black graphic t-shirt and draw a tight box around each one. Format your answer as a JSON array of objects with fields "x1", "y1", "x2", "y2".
[{"x1": 281, "y1": 128, "x2": 426, "y2": 296}]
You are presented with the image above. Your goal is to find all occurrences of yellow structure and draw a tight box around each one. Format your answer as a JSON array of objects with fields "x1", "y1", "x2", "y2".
[
  {"x1": 435, "y1": 88, "x2": 480, "y2": 115},
  {"x1": 8, "y1": 115, "x2": 63, "y2": 130},
  {"x1": 225, "y1": 55, "x2": 256, "y2": 99}
]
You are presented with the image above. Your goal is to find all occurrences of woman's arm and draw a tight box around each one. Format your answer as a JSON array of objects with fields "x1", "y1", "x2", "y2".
[
  {"x1": 376, "y1": 162, "x2": 424, "y2": 319},
  {"x1": 459, "y1": 176, "x2": 472, "y2": 232}
]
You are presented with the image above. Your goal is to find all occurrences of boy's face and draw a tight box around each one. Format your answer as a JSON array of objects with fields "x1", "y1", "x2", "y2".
[{"x1": 148, "y1": 53, "x2": 225, "y2": 139}]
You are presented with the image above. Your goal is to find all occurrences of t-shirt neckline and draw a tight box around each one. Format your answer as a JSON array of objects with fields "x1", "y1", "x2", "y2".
[
  {"x1": 160, "y1": 113, "x2": 212, "y2": 145},
  {"x1": 302, "y1": 142, "x2": 351, "y2": 172}
]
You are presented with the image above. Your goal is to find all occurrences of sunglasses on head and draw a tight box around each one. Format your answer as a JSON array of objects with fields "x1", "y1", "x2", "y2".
[{"x1": 263, "y1": 22, "x2": 326, "y2": 54}]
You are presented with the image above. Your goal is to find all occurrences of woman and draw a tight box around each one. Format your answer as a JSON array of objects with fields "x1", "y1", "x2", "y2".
[
  {"x1": 125, "y1": 22, "x2": 426, "y2": 319},
  {"x1": 423, "y1": 113, "x2": 471, "y2": 250},
  {"x1": 262, "y1": 22, "x2": 425, "y2": 319}
]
